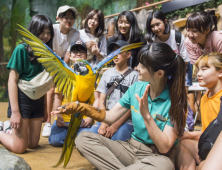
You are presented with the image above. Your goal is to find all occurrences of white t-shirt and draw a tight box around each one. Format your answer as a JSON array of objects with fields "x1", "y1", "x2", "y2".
[
  {"x1": 53, "y1": 24, "x2": 80, "y2": 59},
  {"x1": 79, "y1": 29, "x2": 107, "y2": 68},
  {"x1": 154, "y1": 30, "x2": 190, "y2": 62}
]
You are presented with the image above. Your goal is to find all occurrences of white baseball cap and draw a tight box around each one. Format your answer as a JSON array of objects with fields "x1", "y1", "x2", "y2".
[{"x1": 56, "y1": 5, "x2": 78, "y2": 17}]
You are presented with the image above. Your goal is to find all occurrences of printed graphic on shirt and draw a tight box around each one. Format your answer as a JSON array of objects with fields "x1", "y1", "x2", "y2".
[{"x1": 131, "y1": 105, "x2": 168, "y2": 122}]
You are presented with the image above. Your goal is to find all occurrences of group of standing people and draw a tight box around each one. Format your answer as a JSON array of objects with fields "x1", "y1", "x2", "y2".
[{"x1": 0, "y1": 3, "x2": 221, "y2": 170}]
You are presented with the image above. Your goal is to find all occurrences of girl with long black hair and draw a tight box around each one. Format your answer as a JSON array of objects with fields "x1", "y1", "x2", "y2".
[
  {"x1": 0, "y1": 15, "x2": 54, "y2": 154},
  {"x1": 53, "y1": 42, "x2": 187, "y2": 169},
  {"x1": 107, "y1": 10, "x2": 146, "y2": 69}
]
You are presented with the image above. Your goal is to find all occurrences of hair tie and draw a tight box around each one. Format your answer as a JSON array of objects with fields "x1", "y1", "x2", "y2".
[
  {"x1": 175, "y1": 55, "x2": 178, "y2": 59},
  {"x1": 168, "y1": 75, "x2": 172, "y2": 80}
]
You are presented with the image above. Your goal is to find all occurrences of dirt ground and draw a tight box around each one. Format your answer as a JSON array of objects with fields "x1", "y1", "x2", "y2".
[{"x1": 0, "y1": 102, "x2": 95, "y2": 170}]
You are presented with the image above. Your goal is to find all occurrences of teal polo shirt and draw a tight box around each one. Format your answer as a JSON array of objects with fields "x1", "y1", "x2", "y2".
[{"x1": 119, "y1": 81, "x2": 174, "y2": 145}]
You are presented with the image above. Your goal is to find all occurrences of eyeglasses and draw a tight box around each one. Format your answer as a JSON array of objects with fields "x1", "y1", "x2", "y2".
[
  {"x1": 117, "y1": 20, "x2": 130, "y2": 26},
  {"x1": 72, "y1": 50, "x2": 86, "y2": 55}
]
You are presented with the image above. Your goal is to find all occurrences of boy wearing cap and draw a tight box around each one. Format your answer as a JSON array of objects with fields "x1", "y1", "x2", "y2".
[
  {"x1": 49, "y1": 41, "x2": 93, "y2": 146},
  {"x1": 42, "y1": 5, "x2": 80, "y2": 137},
  {"x1": 85, "y1": 40, "x2": 138, "y2": 141}
]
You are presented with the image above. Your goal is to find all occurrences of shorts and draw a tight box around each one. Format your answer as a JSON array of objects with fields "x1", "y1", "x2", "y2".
[
  {"x1": 185, "y1": 62, "x2": 193, "y2": 86},
  {"x1": 7, "y1": 88, "x2": 45, "y2": 119}
]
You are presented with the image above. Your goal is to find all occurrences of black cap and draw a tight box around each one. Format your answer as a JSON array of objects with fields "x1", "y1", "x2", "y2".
[
  {"x1": 70, "y1": 41, "x2": 87, "y2": 53},
  {"x1": 108, "y1": 40, "x2": 129, "y2": 52}
]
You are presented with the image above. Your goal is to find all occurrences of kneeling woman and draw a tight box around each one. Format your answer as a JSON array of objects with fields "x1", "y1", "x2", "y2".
[{"x1": 53, "y1": 42, "x2": 187, "y2": 170}]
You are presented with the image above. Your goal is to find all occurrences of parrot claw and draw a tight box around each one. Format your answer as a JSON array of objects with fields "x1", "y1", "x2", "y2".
[
  {"x1": 95, "y1": 107, "x2": 101, "y2": 113},
  {"x1": 75, "y1": 101, "x2": 80, "y2": 107}
]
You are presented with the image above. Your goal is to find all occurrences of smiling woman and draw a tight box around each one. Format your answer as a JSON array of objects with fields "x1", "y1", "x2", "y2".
[
  {"x1": 107, "y1": 11, "x2": 146, "y2": 69},
  {"x1": 184, "y1": 10, "x2": 221, "y2": 65},
  {"x1": 79, "y1": 9, "x2": 107, "y2": 68}
]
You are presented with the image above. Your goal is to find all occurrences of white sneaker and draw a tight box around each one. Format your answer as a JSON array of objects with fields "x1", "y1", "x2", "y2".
[
  {"x1": 0, "y1": 121, "x2": 3, "y2": 132},
  {"x1": 42, "y1": 123, "x2": 51, "y2": 137},
  {"x1": 3, "y1": 120, "x2": 12, "y2": 134}
]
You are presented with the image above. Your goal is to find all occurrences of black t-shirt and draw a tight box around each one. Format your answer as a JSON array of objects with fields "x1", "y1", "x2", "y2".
[{"x1": 107, "y1": 36, "x2": 146, "y2": 68}]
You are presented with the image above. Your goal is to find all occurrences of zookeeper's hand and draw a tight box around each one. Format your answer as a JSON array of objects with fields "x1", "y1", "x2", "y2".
[
  {"x1": 51, "y1": 102, "x2": 106, "y2": 122},
  {"x1": 51, "y1": 102, "x2": 78, "y2": 115},
  {"x1": 10, "y1": 112, "x2": 22, "y2": 129},
  {"x1": 135, "y1": 84, "x2": 150, "y2": 118},
  {"x1": 56, "y1": 114, "x2": 65, "y2": 127},
  {"x1": 98, "y1": 122, "x2": 108, "y2": 136},
  {"x1": 105, "y1": 125, "x2": 118, "y2": 138},
  {"x1": 81, "y1": 117, "x2": 93, "y2": 128}
]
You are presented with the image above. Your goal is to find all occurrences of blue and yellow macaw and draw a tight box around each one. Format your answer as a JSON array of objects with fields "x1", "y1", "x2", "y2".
[{"x1": 16, "y1": 24, "x2": 143, "y2": 168}]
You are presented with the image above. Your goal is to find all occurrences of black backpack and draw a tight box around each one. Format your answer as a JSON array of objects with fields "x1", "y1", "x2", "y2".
[
  {"x1": 198, "y1": 96, "x2": 222, "y2": 160},
  {"x1": 175, "y1": 30, "x2": 181, "y2": 50}
]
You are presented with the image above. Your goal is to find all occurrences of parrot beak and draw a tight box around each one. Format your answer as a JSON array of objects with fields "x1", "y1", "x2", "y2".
[
  {"x1": 74, "y1": 63, "x2": 80, "y2": 73},
  {"x1": 73, "y1": 61, "x2": 89, "y2": 76}
]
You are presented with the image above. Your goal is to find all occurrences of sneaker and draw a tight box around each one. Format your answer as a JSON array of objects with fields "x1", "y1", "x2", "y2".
[
  {"x1": 4, "y1": 120, "x2": 12, "y2": 135},
  {"x1": 42, "y1": 123, "x2": 51, "y2": 137},
  {"x1": 0, "y1": 121, "x2": 3, "y2": 132}
]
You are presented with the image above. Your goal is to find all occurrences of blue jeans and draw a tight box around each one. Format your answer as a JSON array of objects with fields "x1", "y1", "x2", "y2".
[
  {"x1": 48, "y1": 120, "x2": 91, "y2": 147},
  {"x1": 84, "y1": 122, "x2": 134, "y2": 141}
]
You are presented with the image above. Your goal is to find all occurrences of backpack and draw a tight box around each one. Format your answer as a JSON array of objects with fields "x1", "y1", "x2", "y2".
[
  {"x1": 175, "y1": 30, "x2": 181, "y2": 50},
  {"x1": 198, "y1": 96, "x2": 222, "y2": 160}
]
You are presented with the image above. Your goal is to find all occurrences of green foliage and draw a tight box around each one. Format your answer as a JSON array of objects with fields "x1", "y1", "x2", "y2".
[
  {"x1": 152, "y1": 0, "x2": 162, "y2": 11},
  {"x1": 0, "y1": 1, "x2": 12, "y2": 19},
  {"x1": 0, "y1": 87, "x2": 9, "y2": 102},
  {"x1": 0, "y1": 70, "x2": 9, "y2": 102},
  {"x1": 0, "y1": 70, "x2": 9, "y2": 87},
  {"x1": 165, "y1": 0, "x2": 222, "y2": 19},
  {"x1": 3, "y1": 37, "x2": 11, "y2": 62}
]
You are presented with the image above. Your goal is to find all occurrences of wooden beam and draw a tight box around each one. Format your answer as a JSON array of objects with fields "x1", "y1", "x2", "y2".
[
  {"x1": 0, "y1": 62, "x2": 8, "y2": 66},
  {"x1": 104, "y1": 0, "x2": 171, "y2": 19}
]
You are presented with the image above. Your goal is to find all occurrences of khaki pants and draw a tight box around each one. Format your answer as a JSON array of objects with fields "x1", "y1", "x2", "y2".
[{"x1": 76, "y1": 131, "x2": 174, "y2": 170}]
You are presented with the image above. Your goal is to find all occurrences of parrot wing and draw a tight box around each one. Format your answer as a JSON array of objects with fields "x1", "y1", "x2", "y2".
[
  {"x1": 93, "y1": 42, "x2": 144, "y2": 73},
  {"x1": 16, "y1": 24, "x2": 77, "y2": 98}
]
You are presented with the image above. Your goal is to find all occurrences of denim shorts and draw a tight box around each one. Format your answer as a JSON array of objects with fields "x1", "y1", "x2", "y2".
[
  {"x1": 7, "y1": 88, "x2": 45, "y2": 119},
  {"x1": 185, "y1": 62, "x2": 193, "y2": 86}
]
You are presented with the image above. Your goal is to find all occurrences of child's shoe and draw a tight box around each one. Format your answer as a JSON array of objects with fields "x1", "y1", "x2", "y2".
[
  {"x1": 0, "y1": 121, "x2": 4, "y2": 133},
  {"x1": 4, "y1": 120, "x2": 12, "y2": 135},
  {"x1": 42, "y1": 123, "x2": 51, "y2": 137}
]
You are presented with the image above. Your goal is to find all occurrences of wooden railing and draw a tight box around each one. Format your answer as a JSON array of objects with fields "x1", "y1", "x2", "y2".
[
  {"x1": 104, "y1": 0, "x2": 171, "y2": 18},
  {"x1": 0, "y1": 62, "x2": 8, "y2": 66}
]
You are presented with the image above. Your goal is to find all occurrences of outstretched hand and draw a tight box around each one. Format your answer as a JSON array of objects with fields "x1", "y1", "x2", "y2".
[
  {"x1": 51, "y1": 106, "x2": 67, "y2": 115},
  {"x1": 135, "y1": 84, "x2": 150, "y2": 118}
]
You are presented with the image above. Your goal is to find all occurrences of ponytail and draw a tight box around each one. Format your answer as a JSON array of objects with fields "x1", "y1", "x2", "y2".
[
  {"x1": 206, "y1": 10, "x2": 217, "y2": 31},
  {"x1": 137, "y1": 43, "x2": 187, "y2": 137},
  {"x1": 168, "y1": 54, "x2": 187, "y2": 136}
]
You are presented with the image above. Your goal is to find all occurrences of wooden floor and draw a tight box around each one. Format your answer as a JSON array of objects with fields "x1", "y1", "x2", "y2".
[{"x1": 0, "y1": 102, "x2": 95, "y2": 170}]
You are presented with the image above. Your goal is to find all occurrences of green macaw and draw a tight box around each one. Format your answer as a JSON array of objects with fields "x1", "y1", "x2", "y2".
[{"x1": 16, "y1": 24, "x2": 143, "y2": 168}]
